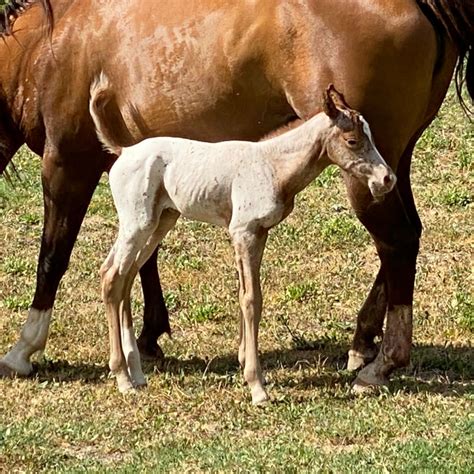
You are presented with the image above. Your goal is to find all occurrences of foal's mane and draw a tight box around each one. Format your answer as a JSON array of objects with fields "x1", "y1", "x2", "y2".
[{"x1": 0, "y1": 0, "x2": 53, "y2": 37}]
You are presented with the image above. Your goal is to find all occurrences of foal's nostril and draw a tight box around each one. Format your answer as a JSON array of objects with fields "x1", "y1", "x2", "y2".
[{"x1": 383, "y1": 174, "x2": 392, "y2": 186}]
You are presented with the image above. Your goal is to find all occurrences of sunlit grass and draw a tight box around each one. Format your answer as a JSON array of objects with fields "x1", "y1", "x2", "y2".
[{"x1": 0, "y1": 87, "x2": 472, "y2": 471}]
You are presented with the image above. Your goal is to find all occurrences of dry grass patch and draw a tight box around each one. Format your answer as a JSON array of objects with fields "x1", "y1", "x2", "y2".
[{"x1": 0, "y1": 87, "x2": 473, "y2": 472}]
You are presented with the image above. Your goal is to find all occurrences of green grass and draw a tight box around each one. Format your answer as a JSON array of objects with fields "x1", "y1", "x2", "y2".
[{"x1": 1, "y1": 87, "x2": 473, "y2": 472}]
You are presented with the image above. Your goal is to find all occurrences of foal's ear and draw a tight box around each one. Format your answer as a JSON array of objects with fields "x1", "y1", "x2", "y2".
[
  {"x1": 322, "y1": 84, "x2": 340, "y2": 119},
  {"x1": 328, "y1": 84, "x2": 351, "y2": 110}
]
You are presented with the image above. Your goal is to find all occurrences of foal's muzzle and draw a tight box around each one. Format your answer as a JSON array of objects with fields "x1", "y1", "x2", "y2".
[{"x1": 368, "y1": 165, "x2": 397, "y2": 198}]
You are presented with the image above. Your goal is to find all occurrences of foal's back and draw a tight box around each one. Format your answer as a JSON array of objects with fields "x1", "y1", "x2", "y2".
[{"x1": 111, "y1": 136, "x2": 280, "y2": 228}]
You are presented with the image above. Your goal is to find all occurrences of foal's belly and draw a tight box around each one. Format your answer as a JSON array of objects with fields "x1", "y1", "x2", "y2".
[
  {"x1": 171, "y1": 193, "x2": 231, "y2": 228},
  {"x1": 164, "y1": 164, "x2": 232, "y2": 227}
]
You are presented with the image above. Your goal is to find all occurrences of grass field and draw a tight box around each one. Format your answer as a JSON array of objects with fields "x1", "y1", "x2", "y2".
[{"x1": 0, "y1": 86, "x2": 473, "y2": 472}]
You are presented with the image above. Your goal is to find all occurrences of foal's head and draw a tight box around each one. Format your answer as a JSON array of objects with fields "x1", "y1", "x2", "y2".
[{"x1": 322, "y1": 85, "x2": 396, "y2": 198}]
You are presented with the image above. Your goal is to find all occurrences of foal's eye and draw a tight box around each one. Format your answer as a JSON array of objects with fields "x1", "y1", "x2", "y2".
[{"x1": 346, "y1": 138, "x2": 358, "y2": 147}]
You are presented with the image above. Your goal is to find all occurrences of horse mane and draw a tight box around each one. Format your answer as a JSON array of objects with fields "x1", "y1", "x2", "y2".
[
  {"x1": 0, "y1": 0, "x2": 53, "y2": 37},
  {"x1": 417, "y1": 0, "x2": 474, "y2": 114}
]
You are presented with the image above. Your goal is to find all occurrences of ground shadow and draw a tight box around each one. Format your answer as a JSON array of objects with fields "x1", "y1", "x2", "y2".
[
  {"x1": 27, "y1": 339, "x2": 473, "y2": 396},
  {"x1": 33, "y1": 359, "x2": 109, "y2": 384}
]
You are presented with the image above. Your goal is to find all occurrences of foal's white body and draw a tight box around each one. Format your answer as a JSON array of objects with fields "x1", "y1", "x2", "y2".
[
  {"x1": 115, "y1": 137, "x2": 293, "y2": 232},
  {"x1": 91, "y1": 78, "x2": 396, "y2": 403}
]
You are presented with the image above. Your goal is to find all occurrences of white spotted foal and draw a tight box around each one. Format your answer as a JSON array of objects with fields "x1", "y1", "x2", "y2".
[{"x1": 90, "y1": 76, "x2": 396, "y2": 404}]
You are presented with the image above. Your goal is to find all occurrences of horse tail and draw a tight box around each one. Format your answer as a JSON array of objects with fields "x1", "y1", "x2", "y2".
[
  {"x1": 418, "y1": 0, "x2": 474, "y2": 112},
  {"x1": 89, "y1": 73, "x2": 130, "y2": 156}
]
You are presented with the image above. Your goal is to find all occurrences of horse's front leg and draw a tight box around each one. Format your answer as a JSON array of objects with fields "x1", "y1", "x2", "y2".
[
  {"x1": 0, "y1": 153, "x2": 103, "y2": 377},
  {"x1": 347, "y1": 142, "x2": 422, "y2": 372},
  {"x1": 347, "y1": 270, "x2": 386, "y2": 371},
  {"x1": 344, "y1": 176, "x2": 419, "y2": 391}
]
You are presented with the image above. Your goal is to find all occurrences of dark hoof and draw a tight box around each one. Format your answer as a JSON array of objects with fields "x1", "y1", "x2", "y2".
[
  {"x1": 0, "y1": 360, "x2": 19, "y2": 378},
  {"x1": 137, "y1": 338, "x2": 165, "y2": 362}
]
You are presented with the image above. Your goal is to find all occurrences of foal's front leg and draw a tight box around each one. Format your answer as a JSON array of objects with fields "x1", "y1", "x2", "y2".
[{"x1": 232, "y1": 228, "x2": 269, "y2": 405}]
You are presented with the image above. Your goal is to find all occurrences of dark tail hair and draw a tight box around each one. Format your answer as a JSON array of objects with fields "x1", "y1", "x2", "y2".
[
  {"x1": 418, "y1": 0, "x2": 474, "y2": 113},
  {"x1": 89, "y1": 73, "x2": 131, "y2": 156}
]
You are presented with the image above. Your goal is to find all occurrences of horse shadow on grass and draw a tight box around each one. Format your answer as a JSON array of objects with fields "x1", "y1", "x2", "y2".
[{"x1": 32, "y1": 339, "x2": 473, "y2": 397}]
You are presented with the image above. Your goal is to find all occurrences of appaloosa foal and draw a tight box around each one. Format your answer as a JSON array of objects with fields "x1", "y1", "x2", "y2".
[{"x1": 90, "y1": 75, "x2": 396, "y2": 404}]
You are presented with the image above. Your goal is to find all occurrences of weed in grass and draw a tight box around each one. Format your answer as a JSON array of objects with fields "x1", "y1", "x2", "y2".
[
  {"x1": 437, "y1": 186, "x2": 473, "y2": 208},
  {"x1": 284, "y1": 281, "x2": 318, "y2": 303},
  {"x1": 1, "y1": 256, "x2": 34, "y2": 276},
  {"x1": 457, "y1": 148, "x2": 473, "y2": 170},
  {"x1": 450, "y1": 291, "x2": 474, "y2": 332},
  {"x1": 175, "y1": 253, "x2": 204, "y2": 270},
  {"x1": 185, "y1": 301, "x2": 221, "y2": 323},
  {"x1": 320, "y1": 213, "x2": 367, "y2": 245},
  {"x1": 3, "y1": 294, "x2": 31, "y2": 311},
  {"x1": 18, "y1": 212, "x2": 42, "y2": 226},
  {"x1": 164, "y1": 290, "x2": 180, "y2": 312}
]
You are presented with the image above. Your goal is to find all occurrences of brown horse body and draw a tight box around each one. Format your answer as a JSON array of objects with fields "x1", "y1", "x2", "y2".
[{"x1": 0, "y1": 0, "x2": 472, "y2": 390}]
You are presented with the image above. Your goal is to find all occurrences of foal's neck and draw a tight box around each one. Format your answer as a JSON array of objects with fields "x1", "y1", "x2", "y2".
[{"x1": 263, "y1": 113, "x2": 332, "y2": 198}]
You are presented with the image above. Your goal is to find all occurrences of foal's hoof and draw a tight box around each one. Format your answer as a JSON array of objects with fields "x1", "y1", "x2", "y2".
[
  {"x1": 117, "y1": 381, "x2": 136, "y2": 394},
  {"x1": 137, "y1": 338, "x2": 165, "y2": 362},
  {"x1": 251, "y1": 388, "x2": 270, "y2": 406}
]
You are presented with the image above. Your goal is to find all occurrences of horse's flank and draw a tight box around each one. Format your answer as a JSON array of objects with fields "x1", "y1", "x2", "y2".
[{"x1": 3, "y1": 0, "x2": 472, "y2": 111}]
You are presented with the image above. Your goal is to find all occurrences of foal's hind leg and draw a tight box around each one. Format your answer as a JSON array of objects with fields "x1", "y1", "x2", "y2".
[
  {"x1": 104, "y1": 205, "x2": 179, "y2": 391},
  {"x1": 134, "y1": 208, "x2": 179, "y2": 361},
  {"x1": 0, "y1": 154, "x2": 103, "y2": 377},
  {"x1": 102, "y1": 223, "x2": 161, "y2": 391}
]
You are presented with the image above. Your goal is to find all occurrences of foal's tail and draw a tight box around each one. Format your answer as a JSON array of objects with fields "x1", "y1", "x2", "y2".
[{"x1": 89, "y1": 73, "x2": 129, "y2": 156}]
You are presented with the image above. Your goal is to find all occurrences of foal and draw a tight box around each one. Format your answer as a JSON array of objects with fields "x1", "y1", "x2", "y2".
[{"x1": 90, "y1": 76, "x2": 396, "y2": 404}]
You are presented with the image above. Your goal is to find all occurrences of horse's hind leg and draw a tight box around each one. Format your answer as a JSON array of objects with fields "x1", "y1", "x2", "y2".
[
  {"x1": 136, "y1": 249, "x2": 171, "y2": 361},
  {"x1": 0, "y1": 154, "x2": 103, "y2": 377}
]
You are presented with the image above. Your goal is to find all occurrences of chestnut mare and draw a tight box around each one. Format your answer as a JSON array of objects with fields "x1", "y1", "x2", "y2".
[{"x1": 0, "y1": 0, "x2": 472, "y2": 391}]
